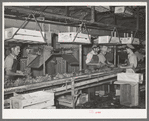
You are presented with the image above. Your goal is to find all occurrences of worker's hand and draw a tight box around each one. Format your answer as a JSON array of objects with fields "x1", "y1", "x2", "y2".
[
  {"x1": 100, "y1": 63, "x2": 106, "y2": 67},
  {"x1": 109, "y1": 64, "x2": 115, "y2": 68},
  {"x1": 119, "y1": 65, "x2": 124, "y2": 68},
  {"x1": 16, "y1": 70, "x2": 24, "y2": 74},
  {"x1": 16, "y1": 71, "x2": 26, "y2": 76}
]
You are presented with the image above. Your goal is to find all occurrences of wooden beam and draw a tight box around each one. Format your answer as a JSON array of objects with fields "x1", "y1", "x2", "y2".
[
  {"x1": 70, "y1": 9, "x2": 83, "y2": 16},
  {"x1": 91, "y1": 6, "x2": 95, "y2": 22},
  {"x1": 40, "y1": 6, "x2": 48, "y2": 12},
  {"x1": 5, "y1": 6, "x2": 145, "y2": 32},
  {"x1": 79, "y1": 12, "x2": 89, "y2": 20},
  {"x1": 4, "y1": 15, "x2": 112, "y2": 31},
  {"x1": 65, "y1": 6, "x2": 69, "y2": 16},
  {"x1": 97, "y1": 13, "x2": 114, "y2": 22}
]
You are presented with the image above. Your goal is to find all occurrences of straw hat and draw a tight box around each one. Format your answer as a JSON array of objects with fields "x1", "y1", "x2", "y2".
[{"x1": 126, "y1": 44, "x2": 135, "y2": 49}]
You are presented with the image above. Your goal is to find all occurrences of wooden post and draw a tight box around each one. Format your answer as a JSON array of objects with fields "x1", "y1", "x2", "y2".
[
  {"x1": 118, "y1": 55, "x2": 119, "y2": 66},
  {"x1": 43, "y1": 18, "x2": 46, "y2": 75},
  {"x1": 113, "y1": 46, "x2": 117, "y2": 66},
  {"x1": 79, "y1": 45, "x2": 82, "y2": 71},
  {"x1": 88, "y1": 87, "x2": 95, "y2": 101},
  {"x1": 71, "y1": 78, "x2": 75, "y2": 109},
  {"x1": 43, "y1": 46, "x2": 46, "y2": 75},
  {"x1": 124, "y1": 33, "x2": 126, "y2": 37}
]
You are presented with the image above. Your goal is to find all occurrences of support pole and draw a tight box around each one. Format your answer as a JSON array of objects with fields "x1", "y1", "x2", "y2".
[
  {"x1": 11, "y1": 14, "x2": 31, "y2": 38},
  {"x1": 79, "y1": 45, "x2": 82, "y2": 71},
  {"x1": 71, "y1": 78, "x2": 75, "y2": 109},
  {"x1": 43, "y1": 46, "x2": 45, "y2": 75},
  {"x1": 42, "y1": 17, "x2": 46, "y2": 75},
  {"x1": 113, "y1": 46, "x2": 117, "y2": 66},
  {"x1": 32, "y1": 14, "x2": 46, "y2": 43}
]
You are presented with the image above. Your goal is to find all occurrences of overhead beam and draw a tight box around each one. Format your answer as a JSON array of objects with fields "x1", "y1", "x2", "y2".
[
  {"x1": 119, "y1": 19, "x2": 136, "y2": 26},
  {"x1": 5, "y1": 6, "x2": 145, "y2": 32},
  {"x1": 4, "y1": 14, "x2": 113, "y2": 31},
  {"x1": 97, "y1": 13, "x2": 114, "y2": 22},
  {"x1": 70, "y1": 8, "x2": 83, "y2": 16},
  {"x1": 79, "y1": 12, "x2": 89, "y2": 20},
  {"x1": 40, "y1": 6, "x2": 48, "y2": 12}
]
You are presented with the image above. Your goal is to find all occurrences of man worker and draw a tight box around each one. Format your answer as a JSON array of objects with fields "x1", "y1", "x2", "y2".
[
  {"x1": 119, "y1": 44, "x2": 137, "y2": 71},
  {"x1": 4, "y1": 44, "x2": 25, "y2": 78},
  {"x1": 86, "y1": 44, "x2": 100, "y2": 70},
  {"x1": 98, "y1": 45, "x2": 114, "y2": 67}
]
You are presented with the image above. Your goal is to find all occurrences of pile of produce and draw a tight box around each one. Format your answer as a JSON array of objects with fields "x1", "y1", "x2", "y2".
[
  {"x1": 53, "y1": 73, "x2": 64, "y2": 79},
  {"x1": 4, "y1": 67, "x2": 119, "y2": 89},
  {"x1": 53, "y1": 73, "x2": 74, "y2": 79},
  {"x1": 4, "y1": 74, "x2": 52, "y2": 88}
]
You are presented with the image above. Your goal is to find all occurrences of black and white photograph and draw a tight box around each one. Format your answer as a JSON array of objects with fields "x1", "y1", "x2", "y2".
[{"x1": 2, "y1": 2, "x2": 147, "y2": 119}]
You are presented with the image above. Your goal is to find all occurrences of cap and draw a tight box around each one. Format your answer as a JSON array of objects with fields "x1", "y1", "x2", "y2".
[
  {"x1": 92, "y1": 44, "x2": 98, "y2": 49},
  {"x1": 100, "y1": 45, "x2": 108, "y2": 52},
  {"x1": 126, "y1": 44, "x2": 135, "y2": 49}
]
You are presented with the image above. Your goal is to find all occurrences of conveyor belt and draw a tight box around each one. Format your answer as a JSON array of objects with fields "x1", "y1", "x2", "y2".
[
  {"x1": 4, "y1": 69, "x2": 122, "y2": 95},
  {"x1": 4, "y1": 67, "x2": 145, "y2": 95}
]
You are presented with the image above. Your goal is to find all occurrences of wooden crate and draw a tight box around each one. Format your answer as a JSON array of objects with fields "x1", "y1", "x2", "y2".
[
  {"x1": 43, "y1": 105, "x2": 56, "y2": 109},
  {"x1": 115, "y1": 81, "x2": 139, "y2": 107},
  {"x1": 5, "y1": 27, "x2": 45, "y2": 43},
  {"x1": 57, "y1": 95, "x2": 73, "y2": 108},
  {"x1": 76, "y1": 93, "x2": 88, "y2": 105},
  {"x1": 58, "y1": 32, "x2": 91, "y2": 44},
  {"x1": 10, "y1": 91, "x2": 54, "y2": 109},
  {"x1": 120, "y1": 37, "x2": 140, "y2": 44},
  {"x1": 97, "y1": 36, "x2": 120, "y2": 44}
]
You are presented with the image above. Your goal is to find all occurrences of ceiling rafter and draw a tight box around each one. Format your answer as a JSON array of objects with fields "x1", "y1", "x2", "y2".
[
  {"x1": 4, "y1": 6, "x2": 145, "y2": 32},
  {"x1": 97, "y1": 13, "x2": 114, "y2": 22}
]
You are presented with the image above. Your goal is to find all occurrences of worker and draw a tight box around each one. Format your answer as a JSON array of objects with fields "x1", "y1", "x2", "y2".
[
  {"x1": 105, "y1": 46, "x2": 114, "y2": 63},
  {"x1": 134, "y1": 47, "x2": 144, "y2": 63},
  {"x1": 4, "y1": 44, "x2": 25, "y2": 78},
  {"x1": 98, "y1": 45, "x2": 114, "y2": 67},
  {"x1": 86, "y1": 45, "x2": 100, "y2": 70},
  {"x1": 119, "y1": 44, "x2": 137, "y2": 71}
]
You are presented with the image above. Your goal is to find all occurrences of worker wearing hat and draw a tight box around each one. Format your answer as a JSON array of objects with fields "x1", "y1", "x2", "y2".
[
  {"x1": 120, "y1": 44, "x2": 137, "y2": 70},
  {"x1": 4, "y1": 44, "x2": 25, "y2": 78},
  {"x1": 86, "y1": 44, "x2": 100, "y2": 70},
  {"x1": 98, "y1": 45, "x2": 114, "y2": 67}
]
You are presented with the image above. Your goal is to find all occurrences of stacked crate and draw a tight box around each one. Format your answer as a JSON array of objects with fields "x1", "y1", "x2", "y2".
[{"x1": 10, "y1": 91, "x2": 55, "y2": 109}]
